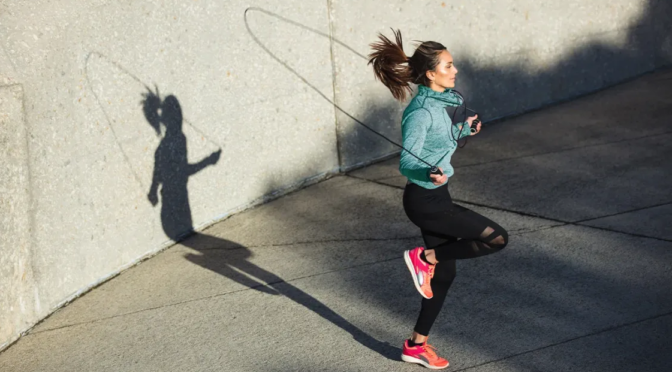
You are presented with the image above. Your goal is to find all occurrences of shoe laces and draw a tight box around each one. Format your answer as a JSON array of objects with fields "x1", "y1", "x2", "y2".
[
  {"x1": 428, "y1": 264, "x2": 435, "y2": 279},
  {"x1": 422, "y1": 343, "x2": 439, "y2": 359}
]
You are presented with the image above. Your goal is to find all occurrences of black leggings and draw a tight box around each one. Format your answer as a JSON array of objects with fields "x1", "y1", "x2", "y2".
[{"x1": 403, "y1": 182, "x2": 509, "y2": 336}]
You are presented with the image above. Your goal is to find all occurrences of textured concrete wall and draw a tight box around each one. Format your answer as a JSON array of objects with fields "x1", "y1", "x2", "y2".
[
  {"x1": 1, "y1": 0, "x2": 670, "y2": 349},
  {"x1": 0, "y1": 84, "x2": 38, "y2": 347},
  {"x1": 0, "y1": 1, "x2": 339, "y2": 349}
]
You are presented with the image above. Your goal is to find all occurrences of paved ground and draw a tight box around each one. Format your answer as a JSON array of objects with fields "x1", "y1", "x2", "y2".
[{"x1": 1, "y1": 69, "x2": 671, "y2": 371}]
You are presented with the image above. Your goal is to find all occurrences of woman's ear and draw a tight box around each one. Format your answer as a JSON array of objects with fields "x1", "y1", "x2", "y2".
[{"x1": 425, "y1": 69, "x2": 435, "y2": 83}]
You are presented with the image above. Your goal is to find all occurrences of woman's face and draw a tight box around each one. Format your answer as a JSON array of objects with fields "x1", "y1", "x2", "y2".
[{"x1": 426, "y1": 50, "x2": 458, "y2": 90}]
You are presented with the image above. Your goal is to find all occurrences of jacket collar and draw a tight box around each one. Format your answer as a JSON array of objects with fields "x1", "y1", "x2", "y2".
[{"x1": 417, "y1": 84, "x2": 463, "y2": 106}]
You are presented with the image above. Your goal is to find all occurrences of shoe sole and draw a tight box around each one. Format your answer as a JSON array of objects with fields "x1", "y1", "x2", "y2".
[
  {"x1": 403, "y1": 250, "x2": 432, "y2": 299},
  {"x1": 401, "y1": 354, "x2": 449, "y2": 369}
]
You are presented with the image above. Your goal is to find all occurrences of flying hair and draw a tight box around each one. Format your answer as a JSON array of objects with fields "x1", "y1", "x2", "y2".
[{"x1": 368, "y1": 29, "x2": 447, "y2": 101}]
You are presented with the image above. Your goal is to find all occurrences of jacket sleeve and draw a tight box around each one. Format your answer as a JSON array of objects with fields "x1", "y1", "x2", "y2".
[
  {"x1": 399, "y1": 109, "x2": 432, "y2": 181},
  {"x1": 452, "y1": 121, "x2": 472, "y2": 140}
]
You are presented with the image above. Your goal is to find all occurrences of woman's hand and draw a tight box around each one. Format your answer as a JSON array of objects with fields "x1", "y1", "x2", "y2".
[
  {"x1": 467, "y1": 114, "x2": 481, "y2": 135},
  {"x1": 429, "y1": 167, "x2": 448, "y2": 186}
]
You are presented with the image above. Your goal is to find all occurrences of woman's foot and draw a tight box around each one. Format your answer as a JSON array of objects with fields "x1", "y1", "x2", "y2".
[
  {"x1": 401, "y1": 339, "x2": 449, "y2": 369},
  {"x1": 403, "y1": 247, "x2": 435, "y2": 299}
]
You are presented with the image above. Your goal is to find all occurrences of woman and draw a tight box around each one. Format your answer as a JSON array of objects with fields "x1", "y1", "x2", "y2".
[{"x1": 369, "y1": 30, "x2": 509, "y2": 369}]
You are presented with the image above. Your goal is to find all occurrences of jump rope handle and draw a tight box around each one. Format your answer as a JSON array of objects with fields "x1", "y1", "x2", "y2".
[{"x1": 470, "y1": 114, "x2": 481, "y2": 134}]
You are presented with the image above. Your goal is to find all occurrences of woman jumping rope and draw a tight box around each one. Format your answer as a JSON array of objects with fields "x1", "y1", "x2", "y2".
[{"x1": 369, "y1": 30, "x2": 509, "y2": 369}]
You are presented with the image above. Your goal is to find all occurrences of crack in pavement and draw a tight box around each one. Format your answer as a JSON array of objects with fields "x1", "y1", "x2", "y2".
[
  {"x1": 27, "y1": 254, "x2": 405, "y2": 335},
  {"x1": 573, "y1": 201, "x2": 672, "y2": 224},
  {"x1": 346, "y1": 175, "x2": 672, "y2": 243},
  {"x1": 26, "y1": 224, "x2": 557, "y2": 336},
  {"x1": 346, "y1": 173, "x2": 406, "y2": 189},
  {"x1": 455, "y1": 199, "x2": 672, "y2": 243},
  {"x1": 195, "y1": 235, "x2": 421, "y2": 251},
  {"x1": 567, "y1": 223, "x2": 672, "y2": 243}
]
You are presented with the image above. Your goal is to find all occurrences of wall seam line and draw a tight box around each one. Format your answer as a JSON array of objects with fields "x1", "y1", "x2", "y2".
[{"x1": 326, "y1": 0, "x2": 343, "y2": 171}]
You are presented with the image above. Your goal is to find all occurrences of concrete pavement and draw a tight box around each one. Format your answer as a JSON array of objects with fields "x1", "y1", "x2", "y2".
[{"x1": 1, "y1": 69, "x2": 671, "y2": 371}]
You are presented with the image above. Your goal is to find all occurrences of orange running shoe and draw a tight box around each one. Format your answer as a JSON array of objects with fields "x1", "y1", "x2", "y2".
[
  {"x1": 403, "y1": 247, "x2": 435, "y2": 299},
  {"x1": 401, "y1": 339, "x2": 450, "y2": 370}
]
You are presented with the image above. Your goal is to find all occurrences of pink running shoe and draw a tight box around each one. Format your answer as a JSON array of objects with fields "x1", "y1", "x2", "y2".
[
  {"x1": 403, "y1": 247, "x2": 434, "y2": 299},
  {"x1": 401, "y1": 339, "x2": 450, "y2": 369}
]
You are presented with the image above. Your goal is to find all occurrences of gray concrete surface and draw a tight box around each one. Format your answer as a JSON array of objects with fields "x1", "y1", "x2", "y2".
[
  {"x1": 0, "y1": 84, "x2": 38, "y2": 345},
  {"x1": 2, "y1": 0, "x2": 672, "y2": 348},
  {"x1": 1, "y1": 69, "x2": 671, "y2": 371}
]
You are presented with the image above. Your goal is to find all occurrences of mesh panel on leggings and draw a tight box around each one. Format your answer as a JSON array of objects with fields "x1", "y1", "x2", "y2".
[{"x1": 474, "y1": 226, "x2": 507, "y2": 251}]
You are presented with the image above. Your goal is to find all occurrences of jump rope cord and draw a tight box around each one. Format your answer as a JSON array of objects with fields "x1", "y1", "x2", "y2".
[
  {"x1": 245, "y1": 7, "x2": 478, "y2": 171},
  {"x1": 245, "y1": 8, "x2": 434, "y2": 168},
  {"x1": 85, "y1": 51, "x2": 146, "y2": 189}
]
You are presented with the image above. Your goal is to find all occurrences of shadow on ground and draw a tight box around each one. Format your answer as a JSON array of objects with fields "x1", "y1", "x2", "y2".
[{"x1": 142, "y1": 89, "x2": 400, "y2": 359}]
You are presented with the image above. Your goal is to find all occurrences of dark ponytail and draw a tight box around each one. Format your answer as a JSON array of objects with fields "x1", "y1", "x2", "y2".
[{"x1": 368, "y1": 29, "x2": 447, "y2": 101}]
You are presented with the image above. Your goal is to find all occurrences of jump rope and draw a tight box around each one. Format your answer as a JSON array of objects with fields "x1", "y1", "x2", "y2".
[
  {"x1": 86, "y1": 8, "x2": 482, "y2": 188},
  {"x1": 244, "y1": 7, "x2": 482, "y2": 177}
]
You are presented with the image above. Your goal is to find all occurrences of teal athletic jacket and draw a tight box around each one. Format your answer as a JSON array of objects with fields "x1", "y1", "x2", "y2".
[{"x1": 399, "y1": 85, "x2": 471, "y2": 189}]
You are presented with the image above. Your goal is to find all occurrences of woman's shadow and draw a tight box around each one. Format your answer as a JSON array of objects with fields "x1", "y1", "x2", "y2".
[{"x1": 142, "y1": 88, "x2": 398, "y2": 359}]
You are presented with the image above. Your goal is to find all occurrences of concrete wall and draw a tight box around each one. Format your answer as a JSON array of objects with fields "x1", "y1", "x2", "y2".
[{"x1": 1, "y1": 0, "x2": 670, "y2": 349}]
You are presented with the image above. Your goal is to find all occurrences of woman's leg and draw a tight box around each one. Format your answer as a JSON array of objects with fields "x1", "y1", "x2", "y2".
[
  {"x1": 412, "y1": 259, "x2": 456, "y2": 339},
  {"x1": 412, "y1": 231, "x2": 457, "y2": 339}
]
